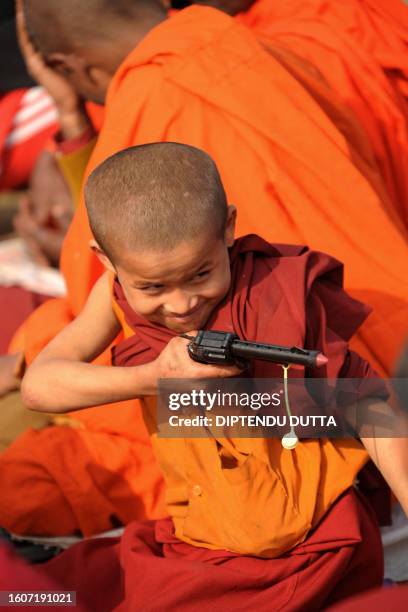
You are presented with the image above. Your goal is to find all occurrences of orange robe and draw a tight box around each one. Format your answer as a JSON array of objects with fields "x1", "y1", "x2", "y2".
[
  {"x1": 2, "y1": 5, "x2": 407, "y2": 536},
  {"x1": 237, "y1": 0, "x2": 408, "y2": 234}
]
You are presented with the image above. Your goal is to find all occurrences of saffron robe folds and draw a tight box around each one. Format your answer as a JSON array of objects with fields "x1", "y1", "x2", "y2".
[{"x1": 238, "y1": 0, "x2": 408, "y2": 231}]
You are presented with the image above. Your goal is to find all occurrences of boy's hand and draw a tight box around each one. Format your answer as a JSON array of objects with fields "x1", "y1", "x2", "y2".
[
  {"x1": 0, "y1": 354, "x2": 21, "y2": 397},
  {"x1": 153, "y1": 335, "x2": 242, "y2": 384},
  {"x1": 13, "y1": 152, "x2": 74, "y2": 266}
]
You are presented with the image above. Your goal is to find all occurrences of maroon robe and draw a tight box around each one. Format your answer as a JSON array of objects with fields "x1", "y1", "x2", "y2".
[
  {"x1": 113, "y1": 235, "x2": 374, "y2": 380},
  {"x1": 0, "y1": 543, "x2": 86, "y2": 612},
  {"x1": 44, "y1": 490, "x2": 382, "y2": 612}
]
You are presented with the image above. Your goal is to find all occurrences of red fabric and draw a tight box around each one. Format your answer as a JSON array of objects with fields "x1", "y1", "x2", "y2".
[
  {"x1": 329, "y1": 585, "x2": 408, "y2": 612},
  {"x1": 0, "y1": 543, "x2": 86, "y2": 611},
  {"x1": 45, "y1": 488, "x2": 382, "y2": 611},
  {"x1": 0, "y1": 90, "x2": 58, "y2": 190},
  {"x1": 0, "y1": 286, "x2": 49, "y2": 355},
  {"x1": 3, "y1": 4, "x2": 405, "y2": 539},
  {"x1": 0, "y1": 90, "x2": 25, "y2": 152}
]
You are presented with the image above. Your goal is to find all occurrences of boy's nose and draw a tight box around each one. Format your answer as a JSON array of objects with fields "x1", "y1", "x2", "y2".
[{"x1": 164, "y1": 291, "x2": 199, "y2": 316}]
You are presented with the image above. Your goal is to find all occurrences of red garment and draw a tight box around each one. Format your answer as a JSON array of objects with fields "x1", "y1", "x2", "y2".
[
  {"x1": 0, "y1": 88, "x2": 58, "y2": 190},
  {"x1": 45, "y1": 488, "x2": 382, "y2": 611},
  {"x1": 0, "y1": 287, "x2": 49, "y2": 355},
  {"x1": 0, "y1": 543, "x2": 85, "y2": 612},
  {"x1": 113, "y1": 235, "x2": 376, "y2": 383},
  {"x1": 329, "y1": 585, "x2": 408, "y2": 612}
]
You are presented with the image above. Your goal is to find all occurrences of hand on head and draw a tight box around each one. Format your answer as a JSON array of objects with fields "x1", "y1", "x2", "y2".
[
  {"x1": 15, "y1": 0, "x2": 91, "y2": 139},
  {"x1": 17, "y1": 0, "x2": 167, "y2": 108}
]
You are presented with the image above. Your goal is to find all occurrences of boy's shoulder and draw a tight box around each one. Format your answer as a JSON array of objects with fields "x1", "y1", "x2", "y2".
[
  {"x1": 230, "y1": 234, "x2": 309, "y2": 260},
  {"x1": 225, "y1": 235, "x2": 370, "y2": 358},
  {"x1": 230, "y1": 234, "x2": 345, "y2": 297}
]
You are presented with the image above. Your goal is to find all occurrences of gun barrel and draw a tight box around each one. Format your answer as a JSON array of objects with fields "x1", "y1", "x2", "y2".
[{"x1": 231, "y1": 340, "x2": 326, "y2": 368}]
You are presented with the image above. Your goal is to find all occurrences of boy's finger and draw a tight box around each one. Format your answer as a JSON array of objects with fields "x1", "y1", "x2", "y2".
[
  {"x1": 200, "y1": 363, "x2": 243, "y2": 378},
  {"x1": 15, "y1": 1, "x2": 31, "y2": 54}
]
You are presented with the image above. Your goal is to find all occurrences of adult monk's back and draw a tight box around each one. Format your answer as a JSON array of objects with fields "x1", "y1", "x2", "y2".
[
  {"x1": 235, "y1": 0, "x2": 408, "y2": 233},
  {"x1": 1, "y1": 0, "x2": 407, "y2": 537}
]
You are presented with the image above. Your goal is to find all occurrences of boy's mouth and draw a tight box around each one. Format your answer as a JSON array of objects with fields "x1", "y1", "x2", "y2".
[{"x1": 165, "y1": 304, "x2": 203, "y2": 323}]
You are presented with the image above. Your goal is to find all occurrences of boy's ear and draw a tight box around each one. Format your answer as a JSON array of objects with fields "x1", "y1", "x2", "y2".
[
  {"x1": 224, "y1": 205, "x2": 237, "y2": 248},
  {"x1": 89, "y1": 239, "x2": 115, "y2": 273}
]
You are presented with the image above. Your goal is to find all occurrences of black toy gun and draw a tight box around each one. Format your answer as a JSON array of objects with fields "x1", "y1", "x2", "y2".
[{"x1": 182, "y1": 330, "x2": 328, "y2": 368}]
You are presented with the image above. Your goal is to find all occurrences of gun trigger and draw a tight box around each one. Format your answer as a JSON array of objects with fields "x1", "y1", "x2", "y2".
[{"x1": 179, "y1": 333, "x2": 196, "y2": 341}]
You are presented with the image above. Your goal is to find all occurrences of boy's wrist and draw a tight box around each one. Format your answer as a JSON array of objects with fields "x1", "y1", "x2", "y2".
[
  {"x1": 131, "y1": 361, "x2": 159, "y2": 397},
  {"x1": 59, "y1": 109, "x2": 92, "y2": 141}
]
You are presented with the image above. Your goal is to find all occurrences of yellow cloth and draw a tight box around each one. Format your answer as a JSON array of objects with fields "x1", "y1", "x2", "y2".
[{"x1": 56, "y1": 138, "x2": 96, "y2": 206}]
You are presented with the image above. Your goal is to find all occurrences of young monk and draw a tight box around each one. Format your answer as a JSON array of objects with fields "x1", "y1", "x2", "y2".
[
  {"x1": 22, "y1": 143, "x2": 408, "y2": 610},
  {"x1": 2, "y1": 0, "x2": 407, "y2": 539}
]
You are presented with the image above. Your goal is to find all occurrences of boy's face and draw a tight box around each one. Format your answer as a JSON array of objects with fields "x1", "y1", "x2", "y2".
[{"x1": 108, "y1": 207, "x2": 236, "y2": 333}]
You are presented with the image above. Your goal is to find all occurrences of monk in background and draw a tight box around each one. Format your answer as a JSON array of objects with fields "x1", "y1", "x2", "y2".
[
  {"x1": 181, "y1": 0, "x2": 408, "y2": 231},
  {"x1": 0, "y1": 0, "x2": 406, "y2": 538}
]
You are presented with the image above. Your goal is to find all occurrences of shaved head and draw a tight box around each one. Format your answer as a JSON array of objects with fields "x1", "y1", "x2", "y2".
[
  {"x1": 85, "y1": 143, "x2": 228, "y2": 262},
  {"x1": 24, "y1": 0, "x2": 166, "y2": 55}
]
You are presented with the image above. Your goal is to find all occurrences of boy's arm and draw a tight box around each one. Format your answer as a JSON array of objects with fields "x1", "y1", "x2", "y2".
[
  {"x1": 21, "y1": 272, "x2": 149, "y2": 412},
  {"x1": 22, "y1": 273, "x2": 242, "y2": 413},
  {"x1": 359, "y1": 398, "x2": 408, "y2": 516}
]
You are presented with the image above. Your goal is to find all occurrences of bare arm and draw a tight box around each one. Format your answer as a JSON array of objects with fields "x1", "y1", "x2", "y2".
[
  {"x1": 22, "y1": 273, "x2": 242, "y2": 413},
  {"x1": 359, "y1": 399, "x2": 408, "y2": 516},
  {"x1": 21, "y1": 273, "x2": 152, "y2": 412}
]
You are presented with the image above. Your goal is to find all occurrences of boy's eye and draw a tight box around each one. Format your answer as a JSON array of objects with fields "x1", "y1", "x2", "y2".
[
  {"x1": 193, "y1": 270, "x2": 210, "y2": 280},
  {"x1": 139, "y1": 284, "x2": 164, "y2": 293}
]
